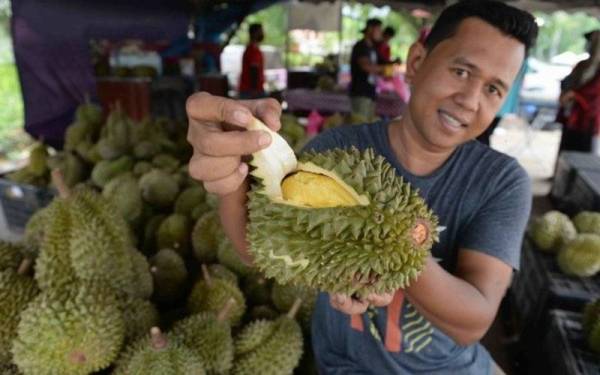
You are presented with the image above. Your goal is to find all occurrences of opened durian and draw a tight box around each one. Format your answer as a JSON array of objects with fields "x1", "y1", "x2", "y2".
[{"x1": 247, "y1": 118, "x2": 438, "y2": 297}]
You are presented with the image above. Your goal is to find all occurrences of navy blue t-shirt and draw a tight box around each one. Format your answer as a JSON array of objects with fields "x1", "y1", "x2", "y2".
[{"x1": 303, "y1": 121, "x2": 532, "y2": 375}]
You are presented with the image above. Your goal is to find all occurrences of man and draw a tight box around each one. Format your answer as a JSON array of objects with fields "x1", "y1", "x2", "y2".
[
  {"x1": 350, "y1": 18, "x2": 385, "y2": 119},
  {"x1": 238, "y1": 23, "x2": 265, "y2": 99},
  {"x1": 377, "y1": 26, "x2": 396, "y2": 64},
  {"x1": 185, "y1": 1, "x2": 537, "y2": 374}
]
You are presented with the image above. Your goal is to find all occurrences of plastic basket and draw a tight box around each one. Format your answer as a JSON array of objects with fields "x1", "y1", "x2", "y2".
[{"x1": 0, "y1": 178, "x2": 54, "y2": 233}]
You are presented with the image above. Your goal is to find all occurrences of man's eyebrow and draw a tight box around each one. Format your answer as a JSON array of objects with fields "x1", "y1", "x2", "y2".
[{"x1": 451, "y1": 56, "x2": 509, "y2": 92}]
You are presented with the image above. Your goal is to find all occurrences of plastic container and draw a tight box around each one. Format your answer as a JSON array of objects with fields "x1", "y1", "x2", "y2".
[{"x1": 0, "y1": 178, "x2": 54, "y2": 233}]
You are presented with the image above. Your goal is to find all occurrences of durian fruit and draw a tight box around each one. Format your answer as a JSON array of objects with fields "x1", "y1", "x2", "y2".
[
  {"x1": 34, "y1": 199, "x2": 78, "y2": 291},
  {"x1": 66, "y1": 187, "x2": 138, "y2": 296},
  {"x1": 246, "y1": 118, "x2": 438, "y2": 297},
  {"x1": 23, "y1": 207, "x2": 50, "y2": 257},
  {"x1": 0, "y1": 241, "x2": 24, "y2": 271},
  {"x1": 218, "y1": 239, "x2": 253, "y2": 277},
  {"x1": 91, "y1": 155, "x2": 134, "y2": 188},
  {"x1": 139, "y1": 169, "x2": 180, "y2": 208},
  {"x1": 143, "y1": 214, "x2": 167, "y2": 254},
  {"x1": 156, "y1": 214, "x2": 191, "y2": 256},
  {"x1": 573, "y1": 211, "x2": 600, "y2": 235},
  {"x1": 120, "y1": 297, "x2": 160, "y2": 343},
  {"x1": 529, "y1": 211, "x2": 576, "y2": 253},
  {"x1": 192, "y1": 210, "x2": 223, "y2": 263},
  {"x1": 174, "y1": 186, "x2": 206, "y2": 217},
  {"x1": 249, "y1": 305, "x2": 279, "y2": 321},
  {"x1": 27, "y1": 142, "x2": 49, "y2": 178},
  {"x1": 150, "y1": 249, "x2": 188, "y2": 304},
  {"x1": 232, "y1": 299, "x2": 304, "y2": 375},
  {"x1": 133, "y1": 161, "x2": 153, "y2": 178},
  {"x1": 152, "y1": 153, "x2": 181, "y2": 173},
  {"x1": 115, "y1": 327, "x2": 206, "y2": 375},
  {"x1": 322, "y1": 113, "x2": 344, "y2": 130},
  {"x1": 102, "y1": 172, "x2": 144, "y2": 225},
  {"x1": 556, "y1": 234, "x2": 600, "y2": 277},
  {"x1": 47, "y1": 152, "x2": 87, "y2": 188},
  {"x1": 133, "y1": 140, "x2": 161, "y2": 160},
  {"x1": 130, "y1": 248, "x2": 154, "y2": 299},
  {"x1": 171, "y1": 300, "x2": 235, "y2": 374},
  {"x1": 208, "y1": 263, "x2": 239, "y2": 285},
  {"x1": 0, "y1": 363, "x2": 21, "y2": 374},
  {"x1": 243, "y1": 275, "x2": 272, "y2": 307},
  {"x1": 583, "y1": 299, "x2": 600, "y2": 335},
  {"x1": 271, "y1": 282, "x2": 317, "y2": 329},
  {"x1": 0, "y1": 259, "x2": 38, "y2": 364},
  {"x1": 12, "y1": 282, "x2": 125, "y2": 375},
  {"x1": 74, "y1": 100, "x2": 103, "y2": 130},
  {"x1": 188, "y1": 265, "x2": 246, "y2": 326},
  {"x1": 75, "y1": 140, "x2": 102, "y2": 164},
  {"x1": 588, "y1": 319, "x2": 600, "y2": 354}
]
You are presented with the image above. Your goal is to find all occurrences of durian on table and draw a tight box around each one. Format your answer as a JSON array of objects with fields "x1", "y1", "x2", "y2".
[{"x1": 246, "y1": 118, "x2": 439, "y2": 298}]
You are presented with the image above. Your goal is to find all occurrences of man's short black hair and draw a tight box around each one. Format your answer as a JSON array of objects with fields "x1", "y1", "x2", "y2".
[
  {"x1": 424, "y1": 0, "x2": 538, "y2": 55},
  {"x1": 362, "y1": 18, "x2": 382, "y2": 34},
  {"x1": 249, "y1": 23, "x2": 262, "y2": 36},
  {"x1": 383, "y1": 26, "x2": 396, "y2": 38}
]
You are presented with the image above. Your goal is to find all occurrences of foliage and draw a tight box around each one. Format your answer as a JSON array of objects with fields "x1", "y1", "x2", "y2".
[{"x1": 531, "y1": 11, "x2": 600, "y2": 61}]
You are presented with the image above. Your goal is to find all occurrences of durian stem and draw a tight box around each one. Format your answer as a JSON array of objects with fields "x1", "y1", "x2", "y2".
[
  {"x1": 411, "y1": 219, "x2": 430, "y2": 246},
  {"x1": 69, "y1": 351, "x2": 87, "y2": 364},
  {"x1": 17, "y1": 258, "x2": 33, "y2": 275},
  {"x1": 51, "y1": 169, "x2": 71, "y2": 198},
  {"x1": 201, "y1": 264, "x2": 213, "y2": 287},
  {"x1": 150, "y1": 327, "x2": 168, "y2": 350},
  {"x1": 287, "y1": 298, "x2": 303, "y2": 319},
  {"x1": 218, "y1": 298, "x2": 236, "y2": 322}
]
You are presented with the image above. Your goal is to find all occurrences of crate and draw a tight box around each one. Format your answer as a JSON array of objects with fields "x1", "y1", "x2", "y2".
[
  {"x1": 530, "y1": 310, "x2": 600, "y2": 375},
  {"x1": 551, "y1": 152, "x2": 600, "y2": 213},
  {"x1": 567, "y1": 170, "x2": 600, "y2": 212},
  {"x1": 0, "y1": 178, "x2": 54, "y2": 233}
]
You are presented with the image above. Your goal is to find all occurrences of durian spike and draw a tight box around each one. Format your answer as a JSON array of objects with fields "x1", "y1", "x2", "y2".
[
  {"x1": 17, "y1": 258, "x2": 33, "y2": 275},
  {"x1": 201, "y1": 264, "x2": 213, "y2": 287},
  {"x1": 150, "y1": 327, "x2": 168, "y2": 350},
  {"x1": 51, "y1": 169, "x2": 71, "y2": 198},
  {"x1": 69, "y1": 350, "x2": 87, "y2": 364},
  {"x1": 217, "y1": 297, "x2": 236, "y2": 322},
  {"x1": 287, "y1": 298, "x2": 303, "y2": 319}
]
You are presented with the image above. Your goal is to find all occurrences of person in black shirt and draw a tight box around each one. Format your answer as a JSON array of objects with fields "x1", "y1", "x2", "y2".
[{"x1": 350, "y1": 18, "x2": 385, "y2": 119}]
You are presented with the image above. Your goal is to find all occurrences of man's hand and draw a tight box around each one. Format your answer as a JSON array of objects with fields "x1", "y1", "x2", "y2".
[
  {"x1": 329, "y1": 292, "x2": 395, "y2": 315},
  {"x1": 186, "y1": 92, "x2": 282, "y2": 196},
  {"x1": 186, "y1": 92, "x2": 282, "y2": 261}
]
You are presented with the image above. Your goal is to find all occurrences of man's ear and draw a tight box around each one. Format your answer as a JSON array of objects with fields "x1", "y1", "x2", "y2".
[{"x1": 405, "y1": 42, "x2": 428, "y2": 84}]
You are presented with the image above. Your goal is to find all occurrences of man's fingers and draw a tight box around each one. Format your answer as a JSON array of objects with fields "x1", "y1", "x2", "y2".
[
  {"x1": 188, "y1": 154, "x2": 241, "y2": 182},
  {"x1": 366, "y1": 292, "x2": 395, "y2": 307},
  {"x1": 240, "y1": 97, "x2": 282, "y2": 131},
  {"x1": 203, "y1": 164, "x2": 249, "y2": 196},
  {"x1": 187, "y1": 92, "x2": 253, "y2": 128},
  {"x1": 191, "y1": 129, "x2": 271, "y2": 157},
  {"x1": 330, "y1": 294, "x2": 369, "y2": 315}
]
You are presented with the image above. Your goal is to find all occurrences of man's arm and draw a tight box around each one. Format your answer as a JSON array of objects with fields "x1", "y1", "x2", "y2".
[
  {"x1": 358, "y1": 56, "x2": 384, "y2": 75},
  {"x1": 405, "y1": 249, "x2": 512, "y2": 346}
]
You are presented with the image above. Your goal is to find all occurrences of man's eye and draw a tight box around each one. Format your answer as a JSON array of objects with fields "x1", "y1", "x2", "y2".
[
  {"x1": 454, "y1": 68, "x2": 468, "y2": 78},
  {"x1": 487, "y1": 85, "x2": 501, "y2": 97}
]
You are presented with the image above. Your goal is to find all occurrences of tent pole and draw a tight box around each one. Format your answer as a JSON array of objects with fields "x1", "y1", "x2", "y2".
[
  {"x1": 338, "y1": 0, "x2": 343, "y2": 73},
  {"x1": 285, "y1": 2, "x2": 290, "y2": 74}
]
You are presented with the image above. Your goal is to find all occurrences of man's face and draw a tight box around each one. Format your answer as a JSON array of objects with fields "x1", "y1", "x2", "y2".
[
  {"x1": 370, "y1": 25, "x2": 383, "y2": 43},
  {"x1": 404, "y1": 18, "x2": 525, "y2": 150}
]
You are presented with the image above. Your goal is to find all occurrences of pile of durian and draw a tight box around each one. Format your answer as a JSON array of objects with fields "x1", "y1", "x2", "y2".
[
  {"x1": 1, "y1": 103, "x2": 315, "y2": 375},
  {"x1": 582, "y1": 299, "x2": 600, "y2": 354},
  {"x1": 529, "y1": 210, "x2": 600, "y2": 277}
]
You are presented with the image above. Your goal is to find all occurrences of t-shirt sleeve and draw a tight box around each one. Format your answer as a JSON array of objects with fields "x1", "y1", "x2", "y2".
[{"x1": 459, "y1": 160, "x2": 532, "y2": 270}]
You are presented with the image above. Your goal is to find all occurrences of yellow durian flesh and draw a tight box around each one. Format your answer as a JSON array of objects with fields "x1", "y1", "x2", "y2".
[{"x1": 282, "y1": 172, "x2": 357, "y2": 207}]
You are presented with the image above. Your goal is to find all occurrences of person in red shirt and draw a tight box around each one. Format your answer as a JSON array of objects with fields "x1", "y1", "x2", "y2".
[
  {"x1": 377, "y1": 26, "x2": 396, "y2": 64},
  {"x1": 239, "y1": 23, "x2": 265, "y2": 99}
]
